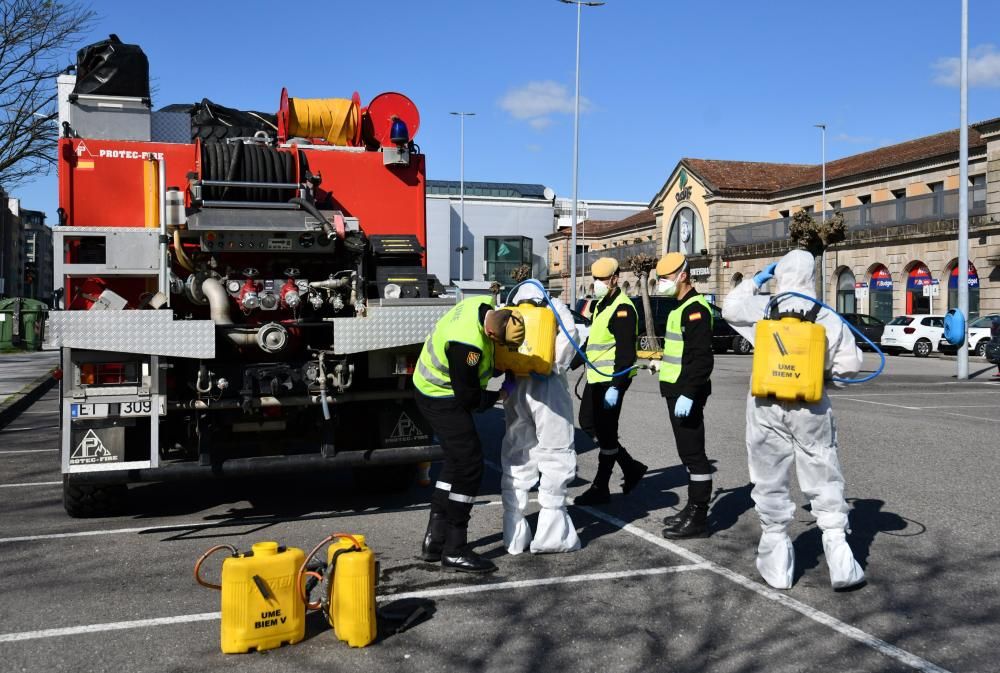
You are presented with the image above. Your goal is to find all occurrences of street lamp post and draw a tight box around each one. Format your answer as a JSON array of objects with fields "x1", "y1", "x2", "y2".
[
  {"x1": 450, "y1": 111, "x2": 475, "y2": 283},
  {"x1": 958, "y1": 0, "x2": 970, "y2": 380},
  {"x1": 814, "y1": 123, "x2": 827, "y2": 304},
  {"x1": 559, "y1": 0, "x2": 604, "y2": 307}
]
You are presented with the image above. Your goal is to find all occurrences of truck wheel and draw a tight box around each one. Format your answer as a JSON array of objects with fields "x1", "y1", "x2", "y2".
[
  {"x1": 733, "y1": 336, "x2": 753, "y2": 355},
  {"x1": 63, "y1": 477, "x2": 127, "y2": 518},
  {"x1": 352, "y1": 464, "x2": 417, "y2": 494},
  {"x1": 975, "y1": 339, "x2": 989, "y2": 358},
  {"x1": 913, "y1": 339, "x2": 932, "y2": 358}
]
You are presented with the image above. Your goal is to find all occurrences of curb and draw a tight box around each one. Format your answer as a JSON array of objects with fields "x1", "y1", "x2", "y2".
[{"x1": 0, "y1": 368, "x2": 57, "y2": 430}]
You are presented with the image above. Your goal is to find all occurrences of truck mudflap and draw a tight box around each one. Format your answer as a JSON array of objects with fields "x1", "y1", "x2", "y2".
[{"x1": 65, "y1": 443, "x2": 444, "y2": 485}]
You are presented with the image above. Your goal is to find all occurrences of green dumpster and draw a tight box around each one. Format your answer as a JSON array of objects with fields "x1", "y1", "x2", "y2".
[{"x1": 0, "y1": 298, "x2": 49, "y2": 351}]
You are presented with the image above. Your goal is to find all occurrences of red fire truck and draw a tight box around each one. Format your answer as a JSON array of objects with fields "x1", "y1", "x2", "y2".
[{"x1": 46, "y1": 38, "x2": 449, "y2": 516}]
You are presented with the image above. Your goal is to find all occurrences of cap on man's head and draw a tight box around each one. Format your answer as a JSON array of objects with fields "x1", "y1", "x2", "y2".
[
  {"x1": 485, "y1": 308, "x2": 526, "y2": 347},
  {"x1": 591, "y1": 257, "x2": 619, "y2": 279},
  {"x1": 656, "y1": 252, "x2": 688, "y2": 277}
]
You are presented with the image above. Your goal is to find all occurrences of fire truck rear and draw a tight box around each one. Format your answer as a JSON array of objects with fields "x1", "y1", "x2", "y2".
[{"x1": 46, "y1": 38, "x2": 449, "y2": 516}]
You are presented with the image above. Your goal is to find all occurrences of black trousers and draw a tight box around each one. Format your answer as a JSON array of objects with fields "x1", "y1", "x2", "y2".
[
  {"x1": 578, "y1": 381, "x2": 625, "y2": 451},
  {"x1": 415, "y1": 393, "x2": 483, "y2": 540},
  {"x1": 664, "y1": 395, "x2": 712, "y2": 505}
]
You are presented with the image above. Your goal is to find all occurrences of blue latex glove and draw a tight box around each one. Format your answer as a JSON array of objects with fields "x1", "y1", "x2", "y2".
[
  {"x1": 674, "y1": 395, "x2": 694, "y2": 418},
  {"x1": 603, "y1": 387, "x2": 620, "y2": 409},
  {"x1": 529, "y1": 371, "x2": 551, "y2": 382},
  {"x1": 500, "y1": 374, "x2": 516, "y2": 397},
  {"x1": 753, "y1": 262, "x2": 778, "y2": 288}
]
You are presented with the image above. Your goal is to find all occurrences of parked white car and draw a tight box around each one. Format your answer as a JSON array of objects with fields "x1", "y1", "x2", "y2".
[
  {"x1": 938, "y1": 313, "x2": 1000, "y2": 357},
  {"x1": 880, "y1": 314, "x2": 945, "y2": 357}
]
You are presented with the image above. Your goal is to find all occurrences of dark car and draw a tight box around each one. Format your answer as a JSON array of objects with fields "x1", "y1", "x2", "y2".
[
  {"x1": 631, "y1": 296, "x2": 752, "y2": 355},
  {"x1": 841, "y1": 313, "x2": 885, "y2": 350}
]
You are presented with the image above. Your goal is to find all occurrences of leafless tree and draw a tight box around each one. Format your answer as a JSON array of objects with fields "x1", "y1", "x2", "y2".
[
  {"x1": 788, "y1": 209, "x2": 846, "y2": 256},
  {"x1": 0, "y1": 0, "x2": 95, "y2": 190},
  {"x1": 625, "y1": 253, "x2": 657, "y2": 348}
]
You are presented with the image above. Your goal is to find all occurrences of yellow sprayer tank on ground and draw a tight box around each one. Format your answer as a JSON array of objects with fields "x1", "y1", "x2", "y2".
[{"x1": 195, "y1": 541, "x2": 306, "y2": 654}]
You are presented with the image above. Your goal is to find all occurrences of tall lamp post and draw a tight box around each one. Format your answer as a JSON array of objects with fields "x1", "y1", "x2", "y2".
[
  {"x1": 957, "y1": 0, "x2": 970, "y2": 380},
  {"x1": 814, "y1": 123, "x2": 827, "y2": 303},
  {"x1": 559, "y1": 0, "x2": 604, "y2": 307},
  {"x1": 450, "y1": 111, "x2": 475, "y2": 283}
]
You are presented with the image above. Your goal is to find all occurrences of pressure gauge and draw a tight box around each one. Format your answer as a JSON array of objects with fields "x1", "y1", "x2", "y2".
[
  {"x1": 226, "y1": 279, "x2": 242, "y2": 294},
  {"x1": 296, "y1": 279, "x2": 310, "y2": 293}
]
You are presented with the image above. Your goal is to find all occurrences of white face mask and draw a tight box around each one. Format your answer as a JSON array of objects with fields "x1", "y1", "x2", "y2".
[
  {"x1": 593, "y1": 279, "x2": 610, "y2": 299},
  {"x1": 657, "y1": 277, "x2": 678, "y2": 297}
]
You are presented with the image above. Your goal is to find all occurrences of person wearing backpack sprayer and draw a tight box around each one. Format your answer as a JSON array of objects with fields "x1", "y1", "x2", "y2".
[{"x1": 649, "y1": 253, "x2": 716, "y2": 538}]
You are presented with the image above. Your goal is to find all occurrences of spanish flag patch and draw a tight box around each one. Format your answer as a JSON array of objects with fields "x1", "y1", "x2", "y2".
[
  {"x1": 616, "y1": 310, "x2": 628, "y2": 318},
  {"x1": 688, "y1": 311, "x2": 703, "y2": 321}
]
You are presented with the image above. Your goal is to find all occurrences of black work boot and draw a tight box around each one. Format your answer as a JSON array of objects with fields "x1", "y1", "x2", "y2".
[
  {"x1": 420, "y1": 512, "x2": 448, "y2": 562},
  {"x1": 573, "y1": 484, "x2": 610, "y2": 506},
  {"x1": 441, "y1": 527, "x2": 497, "y2": 574},
  {"x1": 663, "y1": 504, "x2": 709, "y2": 539},
  {"x1": 662, "y1": 502, "x2": 695, "y2": 527},
  {"x1": 620, "y1": 451, "x2": 648, "y2": 495}
]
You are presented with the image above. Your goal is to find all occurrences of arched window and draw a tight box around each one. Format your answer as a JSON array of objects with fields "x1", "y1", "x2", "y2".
[
  {"x1": 667, "y1": 207, "x2": 705, "y2": 255},
  {"x1": 948, "y1": 262, "x2": 980, "y2": 318},
  {"x1": 868, "y1": 265, "x2": 893, "y2": 323},
  {"x1": 837, "y1": 269, "x2": 857, "y2": 314},
  {"x1": 905, "y1": 262, "x2": 932, "y2": 314}
]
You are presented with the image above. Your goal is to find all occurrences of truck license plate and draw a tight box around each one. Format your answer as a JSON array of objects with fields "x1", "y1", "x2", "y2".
[{"x1": 71, "y1": 400, "x2": 164, "y2": 419}]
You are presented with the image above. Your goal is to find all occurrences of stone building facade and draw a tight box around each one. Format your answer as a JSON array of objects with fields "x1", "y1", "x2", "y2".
[
  {"x1": 641, "y1": 119, "x2": 1000, "y2": 321},
  {"x1": 546, "y1": 209, "x2": 659, "y2": 300}
]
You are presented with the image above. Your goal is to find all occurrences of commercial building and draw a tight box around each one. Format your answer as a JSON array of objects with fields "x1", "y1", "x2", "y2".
[
  {"x1": 550, "y1": 119, "x2": 1000, "y2": 319},
  {"x1": 0, "y1": 195, "x2": 52, "y2": 302},
  {"x1": 426, "y1": 179, "x2": 644, "y2": 287}
]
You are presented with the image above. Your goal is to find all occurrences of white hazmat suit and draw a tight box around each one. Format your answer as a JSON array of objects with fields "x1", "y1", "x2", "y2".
[
  {"x1": 500, "y1": 284, "x2": 581, "y2": 554},
  {"x1": 722, "y1": 250, "x2": 865, "y2": 590}
]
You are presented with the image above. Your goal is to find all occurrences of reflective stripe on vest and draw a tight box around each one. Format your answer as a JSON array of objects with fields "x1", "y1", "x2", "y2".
[
  {"x1": 413, "y1": 296, "x2": 495, "y2": 397},
  {"x1": 586, "y1": 291, "x2": 638, "y2": 384},
  {"x1": 659, "y1": 294, "x2": 713, "y2": 384}
]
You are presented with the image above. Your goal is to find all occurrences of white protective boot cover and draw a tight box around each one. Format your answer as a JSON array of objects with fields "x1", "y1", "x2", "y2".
[
  {"x1": 756, "y1": 524, "x2": 794, "y2": 589},
  {"x1": 531, "y1": 487, "x2": 580, "y2": 554},
  {"x1": 822, "y1": 529, "x2": 865, "y2": 589},
  {"x1": 502, "y1": 486, "x2": 532, "y2": 554}
]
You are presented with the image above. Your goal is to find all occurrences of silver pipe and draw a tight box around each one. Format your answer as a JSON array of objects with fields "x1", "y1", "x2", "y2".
[{"x1": 201, "y1": 277, "x2": 232, "y2": 325}]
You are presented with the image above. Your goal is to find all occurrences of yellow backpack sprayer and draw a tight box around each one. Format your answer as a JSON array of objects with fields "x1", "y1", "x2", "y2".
[
  {"x1": 297, "y1": 533, "x2": 378, "y2": 648},
  {"x1": 494, "y1": 300, "x2": 558, "y2": 377},
  {"x1": 751, "y1": 291, "x2": 886, "y2": 403},
  {"x1": 194, "y1": 541, "x2": 307, "y2": 654},
  {"x1": 751, "y1": 302, "x2": 826, "y2": 403}
]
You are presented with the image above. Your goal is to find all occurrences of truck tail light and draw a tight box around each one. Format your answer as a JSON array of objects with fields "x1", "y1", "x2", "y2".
[
  {"x1": 903, "y1": 327, "x2": 916, "y2": 334},
  {"x1": 79, "y1": 362, "x2": 139, "y2": 386},
  {"x1": 80, "y1": 363, "x2": 96, "y2": 385}
]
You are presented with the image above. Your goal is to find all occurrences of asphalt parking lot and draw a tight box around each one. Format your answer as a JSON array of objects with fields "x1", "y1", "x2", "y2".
[{"x1": 1, "y1": 352, "x2": 998, "y2": 673}]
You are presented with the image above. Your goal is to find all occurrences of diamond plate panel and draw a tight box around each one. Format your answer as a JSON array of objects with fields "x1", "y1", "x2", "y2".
[
  {"x1": 45, "y1": 311, "x2": 215, "y2": 358},
  {"x1": 151, "y1": 110, "x2": 192, "y2": 143},
  {"x1": 332, "y1": 305, "x2": 451, "y2": 354}
]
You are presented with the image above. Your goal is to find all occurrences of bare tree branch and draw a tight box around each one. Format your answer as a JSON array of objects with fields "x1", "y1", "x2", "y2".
[{"x1": 0, "y1": 0, "x2": 95, "y2": 191}]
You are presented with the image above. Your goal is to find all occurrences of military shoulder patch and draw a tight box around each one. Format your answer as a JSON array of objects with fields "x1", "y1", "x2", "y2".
[
  {"x1": 688, "y1": 311, "x2": 703, "y2": 321},
  {"x1": 466, "y1": 351, "x2": 481, "y2": 367},
  {"x1": 616, "y1": 309, "x2": 628, "y2": 318}
]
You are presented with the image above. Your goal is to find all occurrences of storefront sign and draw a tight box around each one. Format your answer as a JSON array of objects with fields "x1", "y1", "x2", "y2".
[
  {"x1": 854, "y1": 282, "x2": 868, "y2": 301},
  {"x1": 689, "y1": 267, "x2": 711, "y2": 278},
  {"x1": 871, "y1": 267, "x2": 893, "y2": 291}
]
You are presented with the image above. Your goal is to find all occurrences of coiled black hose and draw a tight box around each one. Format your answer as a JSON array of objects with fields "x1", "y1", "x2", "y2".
[{"x1": 200, "y1": 142, "x2": 297, "y2": 202}]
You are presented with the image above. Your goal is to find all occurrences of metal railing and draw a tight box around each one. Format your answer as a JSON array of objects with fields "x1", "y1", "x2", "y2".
[
  {"x1": 573, "y1": 239, "x2": 659, "y2": 276},
  {"x1": 725, "y1": 188, "x2": 987, "y2": 247}
]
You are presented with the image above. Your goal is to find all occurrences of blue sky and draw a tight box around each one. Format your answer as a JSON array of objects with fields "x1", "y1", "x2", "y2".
[{"x1": 15, "y1": 0, "x2": 1000, "y2": 222}]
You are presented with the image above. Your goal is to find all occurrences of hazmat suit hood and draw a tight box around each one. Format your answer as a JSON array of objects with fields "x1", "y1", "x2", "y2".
[
  {"x1": 774, "y1": 249, "x2": 817, "y2": 297},
  {"x1": 510, "y1": 282, "x2": 545, "y2": 305}
]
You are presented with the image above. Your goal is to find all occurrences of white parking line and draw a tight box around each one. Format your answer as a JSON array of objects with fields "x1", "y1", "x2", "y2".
[
  {"x1": 830, "y1": 391, "x2": 1000, "y2": 397},
  {"x1": 941, "y1": 412, "x2": 1000, "y2": 423},
  {"x1": 0, "y1": 565, "x2": 708, "y2": 644},
  {"x1": 480, "y1": 460, "x2": 948, "y2": 673},
  {"x1": 575, "y1": 505, "x2": 951, "y2": 673},
  {"x1": 0, "y1": 481, "x2": 60, "y2": 489},
  {"x1": 835, "y1": 398, "x2": 920, "y2": 410}
]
